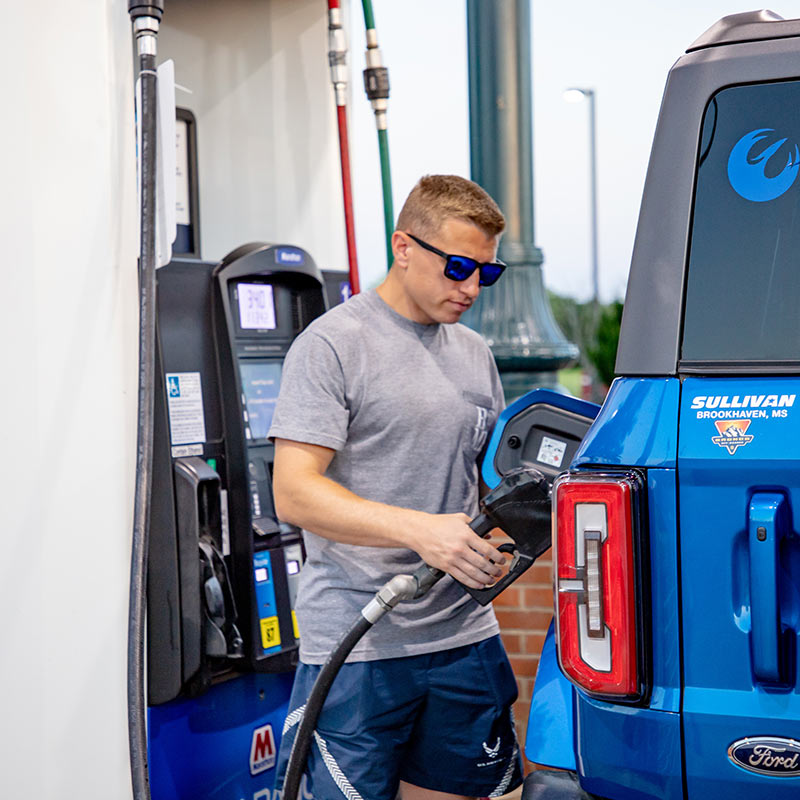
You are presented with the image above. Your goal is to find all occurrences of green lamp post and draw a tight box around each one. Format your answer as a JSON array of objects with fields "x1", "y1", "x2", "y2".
[{"x1": 463, "y1": 0, "x2": 578, "y2": 401}]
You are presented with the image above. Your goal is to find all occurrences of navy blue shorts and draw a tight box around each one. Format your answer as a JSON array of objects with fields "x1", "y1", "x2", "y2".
[{"x1": 274, "y1": 635, "x2": 522, "y2": 799}]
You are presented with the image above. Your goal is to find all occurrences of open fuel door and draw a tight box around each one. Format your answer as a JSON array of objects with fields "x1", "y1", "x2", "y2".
[
  {"x1": 677, "y1": 75, "x2": 800, "y2": 796},
  {"x1": 482, "y1": 388, "x2": 599, "y2": 490}
]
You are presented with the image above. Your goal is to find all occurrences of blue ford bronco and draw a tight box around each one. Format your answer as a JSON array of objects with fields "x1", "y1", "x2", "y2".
[{"x1": 481, "y1": 10, "x2": 800, "y2": 800}]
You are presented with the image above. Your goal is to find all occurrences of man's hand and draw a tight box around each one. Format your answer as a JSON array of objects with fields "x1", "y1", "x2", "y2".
[{"x1": 409, "y1": 513, "x2": 505, "y2": 590}]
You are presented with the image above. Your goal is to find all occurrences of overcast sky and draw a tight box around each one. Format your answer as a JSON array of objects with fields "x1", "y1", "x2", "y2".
[{"x1": 349, "y1": 1, "x2": 800, "y2": 301}]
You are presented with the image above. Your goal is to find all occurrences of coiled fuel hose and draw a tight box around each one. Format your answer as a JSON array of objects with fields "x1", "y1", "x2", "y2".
[
  {"x1": 359, "y1": 0, "x2": 394, "y2": 270},
  {"x1": 327, "y1": 0, "x2": 361, "y2": 294},
  {"x1": 127, "y1": 3, "x2": 164, "y2": 799}
]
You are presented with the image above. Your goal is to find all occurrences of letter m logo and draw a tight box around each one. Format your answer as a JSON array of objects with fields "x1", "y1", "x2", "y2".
[{"x1": 249, "y1": 724, "x2": 276, "y2": 775}]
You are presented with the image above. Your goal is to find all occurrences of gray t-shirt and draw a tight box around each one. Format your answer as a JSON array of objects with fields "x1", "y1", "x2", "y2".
[{"x1": 269, "y1": 289, "x2": 505, "y2": 663}]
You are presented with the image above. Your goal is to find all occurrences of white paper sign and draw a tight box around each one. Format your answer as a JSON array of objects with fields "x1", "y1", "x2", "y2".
[{"x1": 165, "y1": 372, "x2": 207, "y2": 445}]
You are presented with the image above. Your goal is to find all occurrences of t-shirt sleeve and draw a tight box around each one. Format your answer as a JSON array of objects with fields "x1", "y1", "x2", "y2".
[{"x1": 268, "y1": 330, "x2": 350, "y2": 450}]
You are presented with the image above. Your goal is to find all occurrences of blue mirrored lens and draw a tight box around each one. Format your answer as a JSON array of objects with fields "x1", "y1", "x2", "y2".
[
  {"x1": 478, "y1": 263, "x2": 505, "y2": 286},
  {"x1": 444, "y1": 255, "x2": 478, "y2": 281}
]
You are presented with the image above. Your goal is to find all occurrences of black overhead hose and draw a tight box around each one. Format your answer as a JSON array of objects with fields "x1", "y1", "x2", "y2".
[
  {"x1": 127, "y1": 4, "x2": 164, "y2": 800},
  {"x1": 282, "y1": 615, "x2": 373, "y2": 800}
]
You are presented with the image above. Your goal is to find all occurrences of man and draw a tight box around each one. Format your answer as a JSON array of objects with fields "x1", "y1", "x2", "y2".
[{"x1": 270, "y1": 175, "x2": 522, "y2": 800}]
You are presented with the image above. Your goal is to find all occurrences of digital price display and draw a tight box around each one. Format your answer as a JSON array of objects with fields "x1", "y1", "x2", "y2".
[
  {"x1": 240, "y1": 361, "x2": 282, "y2": 440},
  {"x1": 238, "y1": 283, "x2": 276, "y2": 330}
]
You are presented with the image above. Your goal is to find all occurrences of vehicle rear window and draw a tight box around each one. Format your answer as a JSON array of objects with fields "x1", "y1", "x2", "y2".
[{"x1": 681, "y1": 80, "x2": 800, "y2": 365}]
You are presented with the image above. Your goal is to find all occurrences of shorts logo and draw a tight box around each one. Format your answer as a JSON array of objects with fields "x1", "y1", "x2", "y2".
[
  {"x1": 728, "y1": 128, "x2": 800, "y2": 202},
  {"x1": 712, "y1": 419, "x2": 754, "y2": 454},
  {"x1": 249, "y1": 724, "x2": 276, "y2": 775},
  {"x1": 482, "y1": 738, "x2": 501, "y2": 758}
]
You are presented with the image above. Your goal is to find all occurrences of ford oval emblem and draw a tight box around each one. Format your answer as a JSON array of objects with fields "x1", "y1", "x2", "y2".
[{"x1": 728, "y1": 737, "x2": 800, "y2": 777}]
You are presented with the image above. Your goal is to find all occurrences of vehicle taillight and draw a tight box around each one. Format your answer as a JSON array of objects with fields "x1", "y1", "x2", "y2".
[{"x1": 553, "y1": 471, "x2": 646, "y2": 701}]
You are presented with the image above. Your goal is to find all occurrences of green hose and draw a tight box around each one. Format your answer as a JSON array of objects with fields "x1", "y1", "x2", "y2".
[
  {"x1": 378, "y1": 127, "x2": 394, "y2": 268},
  {"x1": 361, "y1": 0, "x2": 376, "y2": 31},
  {"x1": 360, "y1": 0, "x2": 394, "y2": 270}
]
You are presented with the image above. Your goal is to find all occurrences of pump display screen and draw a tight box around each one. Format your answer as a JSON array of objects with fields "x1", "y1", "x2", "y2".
[
  {"x1": 238, "y1": 283, "x2": 276, "y2": 330},
  {"x1": 239, "y1": 361, "x2": 282, "y2": 440}
]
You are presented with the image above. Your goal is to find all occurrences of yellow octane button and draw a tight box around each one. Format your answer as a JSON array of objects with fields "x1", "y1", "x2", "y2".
[
  {"x1": 260, "y1": 616, "x2": 281, "y2": 649},
  {"x1": 292, "y1": 610, "x2": 300, "y2": 640}
]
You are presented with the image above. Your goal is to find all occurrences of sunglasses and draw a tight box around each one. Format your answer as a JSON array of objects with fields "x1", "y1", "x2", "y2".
[{"x1": 406, "y1": 232, "x2": 506, "y2": 287}]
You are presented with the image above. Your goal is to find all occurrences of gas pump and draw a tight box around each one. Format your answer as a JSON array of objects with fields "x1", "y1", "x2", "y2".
[{"x1": 147, "y1": 243, "x2": 327, "y2": 798}]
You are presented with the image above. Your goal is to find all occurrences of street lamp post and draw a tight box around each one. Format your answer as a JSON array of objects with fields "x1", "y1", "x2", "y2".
[
  {"x1": 463, "y1": 0, "x2": 579, "y2": 401},
  {"x1": 564, "y1": 87, "x2": 599, "y2": 305}
]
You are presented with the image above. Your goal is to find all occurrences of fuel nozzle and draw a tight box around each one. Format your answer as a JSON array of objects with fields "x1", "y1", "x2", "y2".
[
  {"x1": 461, "y1": 467, "x2": 552, "y2": 605},
  {"x1": 410, "y1": 468, "x2": 552, "y2": 603}
]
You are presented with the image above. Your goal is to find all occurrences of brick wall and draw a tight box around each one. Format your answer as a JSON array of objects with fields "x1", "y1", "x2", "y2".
[{"x1": 492, "y1": 544, "x2": 554, "y2": 773}]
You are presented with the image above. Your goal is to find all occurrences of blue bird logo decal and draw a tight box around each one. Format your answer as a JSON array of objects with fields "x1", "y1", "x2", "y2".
[{"x1": 727, "y1": 128, "x2": 800, "y2": 202}]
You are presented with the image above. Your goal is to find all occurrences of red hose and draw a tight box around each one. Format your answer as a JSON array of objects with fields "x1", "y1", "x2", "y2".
[
  {"x1": 336, "y1": 105, "x2": 360, "y2": 294},
  {"x1": 327, "y1": 0, "x2": 359, "y2": 295}
]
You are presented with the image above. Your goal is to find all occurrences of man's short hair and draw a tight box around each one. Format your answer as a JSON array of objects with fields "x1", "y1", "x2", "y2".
[{"x1": 396, "y1": 175, "x2": 505, "y2": 240}]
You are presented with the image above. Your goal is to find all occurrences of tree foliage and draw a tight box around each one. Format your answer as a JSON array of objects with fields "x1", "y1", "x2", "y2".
[{"x1": 549, "y1": 292, "x2": 624, "y2": 388}]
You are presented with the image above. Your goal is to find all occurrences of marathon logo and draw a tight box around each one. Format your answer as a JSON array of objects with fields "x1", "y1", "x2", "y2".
[
  {"x1": 691, "y1": 394, "x2": 794, "y2": 420},
  {"x1": 275, "y1": 247, "x2": 305, "y2": 266},
  {"x1": 250, "y1": 724, "x2": 276, "y2": 775}
]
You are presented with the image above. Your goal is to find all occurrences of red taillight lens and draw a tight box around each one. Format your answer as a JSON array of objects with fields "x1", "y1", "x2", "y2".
[{"x1": 553, "y1": 471, "x2": 644, "y2": 701}]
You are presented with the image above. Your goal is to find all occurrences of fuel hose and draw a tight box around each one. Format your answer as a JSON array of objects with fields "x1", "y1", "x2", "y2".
[
  {"x1": 280, "y1": 573, "x2": 425, "y2": 800},
  {"x1": 127, "y1": 3, "x2": 164, "y2": 800},
  {"x1": 327, "y1": 0, "x2": 361, "y2": 294},
  {"x1": 359, "y1": 0, "x2": 394, "y2": 270}
]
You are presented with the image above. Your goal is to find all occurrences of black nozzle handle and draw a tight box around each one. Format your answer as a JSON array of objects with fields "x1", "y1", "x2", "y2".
[
  {"x1": 459, "y1": 467, "x2": 553, "y2": 606},
  {"x1": 410, "y1": 501, "x2": 527, "y2": 600},
  {"x1": 469, "y1": 511, "x2": 494, "y2": 538}
]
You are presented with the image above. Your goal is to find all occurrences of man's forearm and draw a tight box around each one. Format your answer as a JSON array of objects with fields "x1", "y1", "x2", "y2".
[{"x1": 274, "y1": 468, "x2": 426, "y2": 550}]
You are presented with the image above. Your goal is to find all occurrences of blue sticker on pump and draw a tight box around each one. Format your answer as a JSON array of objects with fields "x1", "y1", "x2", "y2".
[
  {"x1": 275, "y1": 246, "x2": 305, "y2": 266},
  {"x1": 253, "y1": 551, "x2": 282, "y2": 655}
]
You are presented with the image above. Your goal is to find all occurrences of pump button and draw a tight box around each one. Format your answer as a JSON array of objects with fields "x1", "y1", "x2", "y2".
[{"x1": 253, "y1": 517, "x2": 281, "y2": 537}]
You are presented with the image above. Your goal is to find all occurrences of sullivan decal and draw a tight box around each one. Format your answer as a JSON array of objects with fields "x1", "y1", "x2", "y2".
[
  {"x1": 728, "y1": 737, "x2": 800, "y2": 777},
  {"x1": 692, "y1": 394, "x2": 795, "y2": 420}
]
